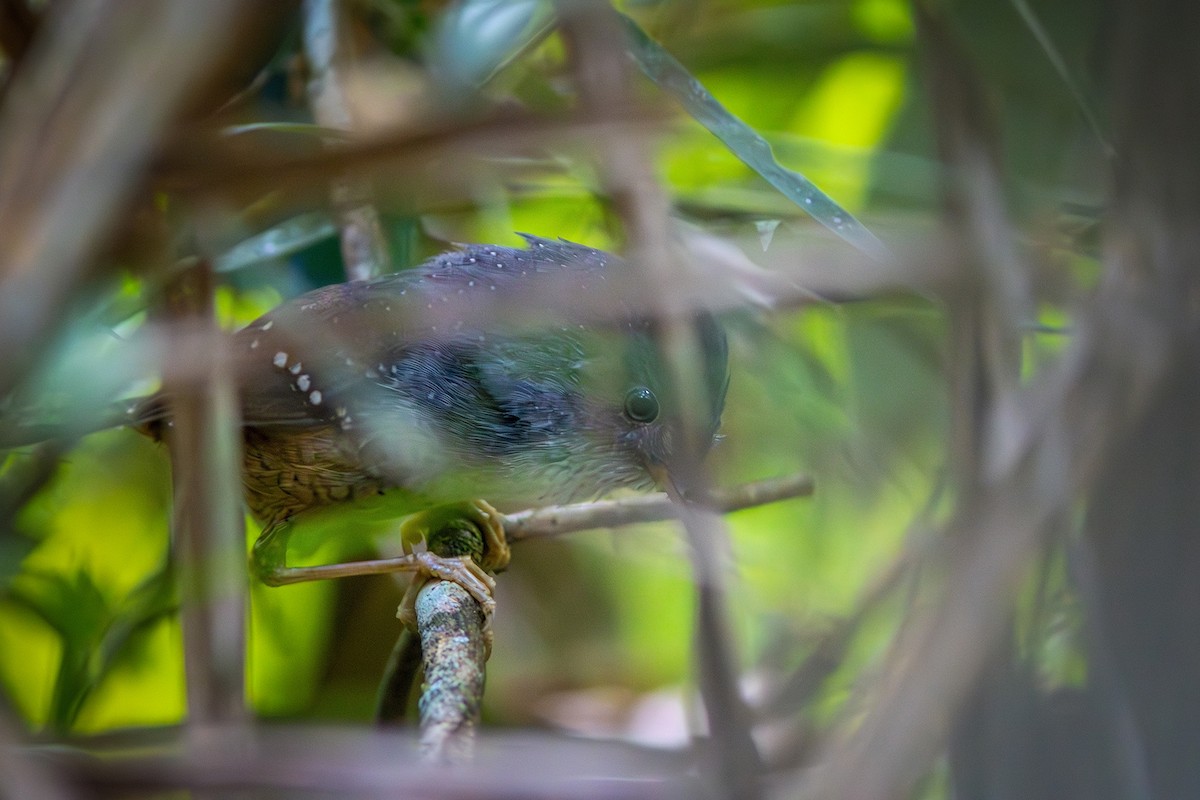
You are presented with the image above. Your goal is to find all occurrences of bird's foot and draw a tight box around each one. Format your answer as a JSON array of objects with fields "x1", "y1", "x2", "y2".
[
  {"x1": 399, "y1": 499, "x2": 510, "y2": 572},
  {"x1": 395, "y1": 550, "x2": 497, "y2": 630},
  {"x1": 396, "y1": 500, "x2": 510, "y2": 641}
]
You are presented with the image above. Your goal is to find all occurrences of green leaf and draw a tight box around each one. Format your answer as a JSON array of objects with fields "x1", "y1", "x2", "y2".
[
  {"x1": 4, "y1": 565, "x2": 177, "y2": 731},
  {"x1": 620, "y1": 13, "x2": 888, "y2": 260},
  {"x1": 429, "y1": 0, "x2": 554, "y2": 91},
  {"x1": 215, "y1": 212, "x2": 339, "y2": 273},
  {"x1": 221, "y1": 122, "x2": 349, "y2": 139}
]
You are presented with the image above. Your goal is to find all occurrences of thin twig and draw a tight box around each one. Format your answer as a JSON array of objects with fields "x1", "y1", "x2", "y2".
[
  {"x1": 505, "y1": 473, "x2": 814, "y2": 542},
  {"x1": 155, "y1": 103, "x2": 663, "y2": 197},
  {"x1": 241, "y1": 474, "x2": 814, "y2": 585},
  {"x1": 1008, "y1": 0, "x2": 1114, "y2": 158}
]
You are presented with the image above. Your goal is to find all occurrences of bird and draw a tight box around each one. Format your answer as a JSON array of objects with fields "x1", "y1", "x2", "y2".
[{"x1": 138, "y1": 235, "x2": 730, "y2": 627}]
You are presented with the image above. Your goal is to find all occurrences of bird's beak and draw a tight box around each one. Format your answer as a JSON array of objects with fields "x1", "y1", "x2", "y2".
[{"x1": 646, "y1": 459, "x2": 691, "y2": 505}]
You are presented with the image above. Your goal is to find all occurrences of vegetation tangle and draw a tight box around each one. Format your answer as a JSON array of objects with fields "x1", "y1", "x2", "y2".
[{"x1": 0, "y1": 1, "x2": 1196, "y2": 799}]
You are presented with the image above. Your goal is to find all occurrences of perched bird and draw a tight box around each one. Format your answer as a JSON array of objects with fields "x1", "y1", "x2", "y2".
[{"x1": 140, "y1": 236, "x2": 730, "y2": 625}]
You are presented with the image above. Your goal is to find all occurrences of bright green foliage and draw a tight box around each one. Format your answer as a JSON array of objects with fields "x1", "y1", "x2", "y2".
[
  {"x1": 1, "y1": 433, "x2": 179, "y2": 732},
  {"x1": 788, "y1": 52, "x2": 908, "y2": 208},
  {"x1": 0, "y1": 5, "x2": 1101, "y2": 785}
]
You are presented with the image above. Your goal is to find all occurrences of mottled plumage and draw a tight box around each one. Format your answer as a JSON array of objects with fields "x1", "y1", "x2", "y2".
[{"x1": 146, "y1": 236, "x2": 729, "y2": 530}]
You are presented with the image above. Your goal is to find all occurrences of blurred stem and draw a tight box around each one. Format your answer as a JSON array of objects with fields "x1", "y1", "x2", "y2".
[
  {"x1": 302, "y1": 0, "x2": 390, "y2": 280},
  {"x1": 161, "y1": 257, "x2": 246, "y2": 726},
  {"x1": 559, "y1": 2, "x2": 762, "y2": 796},
  {"x1": 0, "y1": 0, "x2": 38, "y2": 75},
  {"x1": 0, "y1": 694, "x2": 78, "y2": 800},
  {"x1": 763, "y1": 525, "x2": 929, "y2": 721},
  {"x1": 0, "y1": 0, "x2": 248, "y2": 400},
  {"x1": 374, "y1": 628, "x2": 423, "y2": 725}
]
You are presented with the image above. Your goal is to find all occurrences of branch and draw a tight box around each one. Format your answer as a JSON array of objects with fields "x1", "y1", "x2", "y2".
[
  {"x1": 504, "y1": 473, "x2": 814, "y2": 543},
  {"x1": 415, "y1": 580, "x2": 488, "y2": 764},
  {"x1": 379, "y1": 473, "x2": 814, "y2": 760}
]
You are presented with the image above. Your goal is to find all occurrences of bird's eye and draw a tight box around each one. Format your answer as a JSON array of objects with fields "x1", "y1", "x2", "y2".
[{"x1": 623, "y1": 386, "x2": 659, "y2": 423}]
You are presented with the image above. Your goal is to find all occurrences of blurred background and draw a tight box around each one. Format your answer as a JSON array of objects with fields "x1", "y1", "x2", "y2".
[{"x1": 1, "y1": 0, "x2": 1195, "y2": 798}]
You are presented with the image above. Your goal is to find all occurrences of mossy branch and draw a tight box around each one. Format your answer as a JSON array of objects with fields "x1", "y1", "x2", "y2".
[{"x1": 382, "y1": 473, "x2": 814, "y2": 761}]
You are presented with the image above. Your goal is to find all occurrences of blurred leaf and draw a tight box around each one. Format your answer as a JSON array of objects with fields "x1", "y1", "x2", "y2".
[
  {"x1": 4, "y1": 564, "x2": 176, "y2": 731},
  {"x1": 1, "y1": 448, "x2": 59, "y2": 584},
  {"x1": 70, "y1": 616, "x2": 185, "y2": 732},
  {"x1": 216, "y1": 212, "x2": 339, "y2": 274},
  {"x1": 621, "y1": 13, "x2": 888, "y2": 259},
  {"x1": 0, "y1": 538, "x2": 33, "y2": 586},
  {"x1": 853, "y1": 0, "x2": 915, "y2": 43},
  {"x1": 429, "y1": 0, "x2": 553, "y2": 91},
  {"x1": 222, "y1": 122, "x2": 348, "y2": 139},
  {"x1": 2, "y1": 311, "x2": 157, "y2": 445},
  {"x1": 2, "y1": 431, "x2": 173, "y2": 730},
  {"x1": 788, "y1": 52, "x2": 908, "y2": 208},
  {"x1": 6, "y1": 571, "x2": 110, "y2": 651}
]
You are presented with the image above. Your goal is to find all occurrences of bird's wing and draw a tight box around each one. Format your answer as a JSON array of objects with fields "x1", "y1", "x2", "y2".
[{"x1": 234, "y1": 240, "x2": 617, "y2": 430}]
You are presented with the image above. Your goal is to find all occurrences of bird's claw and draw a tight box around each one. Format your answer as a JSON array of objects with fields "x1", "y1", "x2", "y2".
[
  {"x1": 395, "y1": 500, "x2": 510, "y2": 650},
  {"x1": 396, "y1": 551, "x2": 497, "y2": 629},
  {"x1": 466, "y1": 499, "x2": 510, "y2": 574}
]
